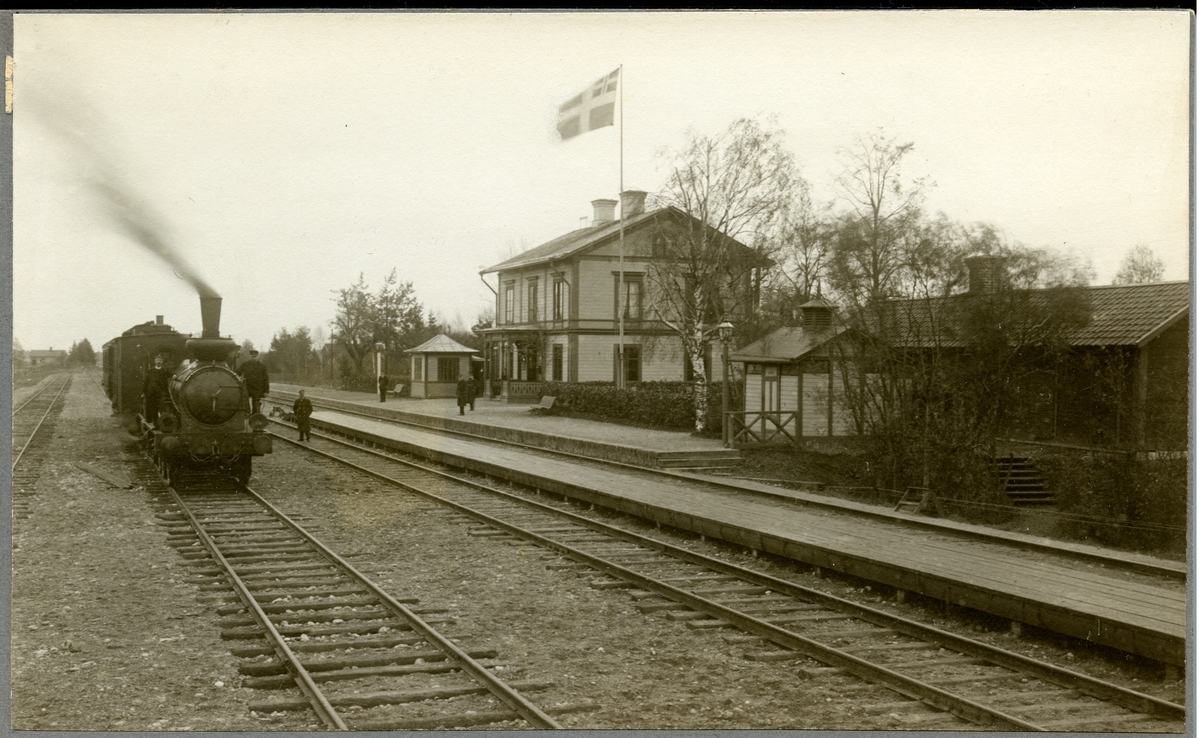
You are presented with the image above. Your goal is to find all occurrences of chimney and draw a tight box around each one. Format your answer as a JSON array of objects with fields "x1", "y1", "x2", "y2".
[
  {"x1": 964, "y1": 255, "x2": 1007, "y2": 295},
  {"x1": 155, "y1": 315, "x2": 163, "y2": 325},
  {"x1": 799, "y1": 298, "x2": 835, "y2": 332},
  {"x1": 620, "y1": 190, "x2": 647, "y2": 218},
  {"x1": 199, "y1": 296, "x2": 223, "y2": 338},
  {"x1": 188, "y1": 295, "x2": 237, "y2": 362},
  {"x1": 591, "y1": 198, "x2": 617, "y2": 227}
]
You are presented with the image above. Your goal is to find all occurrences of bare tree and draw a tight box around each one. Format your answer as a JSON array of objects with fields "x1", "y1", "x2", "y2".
[
  {"x1": 1112, "y1": 244, "x2": 1165, "y2": 285},
  {"x1": 648, "y1": 117, "x2": 799, "y2": 431},
  {"x1": 828, "y1": 131, "x2": 928, "y2": 306},
  {"x1": 771, "y1": 181, "x2": 835, "y2": 317}
]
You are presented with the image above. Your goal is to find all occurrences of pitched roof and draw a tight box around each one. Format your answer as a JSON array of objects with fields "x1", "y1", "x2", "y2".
[
  {"x1": 403, "y1": 334, "x2": 480, "y2": 354},
  {"x1": 481, "y1": 208, "x2": 663, "y2": 274},
  {"x1": 881, "y1": 280, "x2": 1189, "y2": 348},
  {"x1": 1071, "y1": 281, "x2": 1190, "y2": 345},
  {"x1": 29, "y1": 350, "x2": 67, "y2": 358},
  {"x1": 731, "y1": 325, "x2": 850, "y2": 362}
]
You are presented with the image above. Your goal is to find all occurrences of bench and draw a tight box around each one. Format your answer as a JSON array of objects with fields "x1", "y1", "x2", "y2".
[
  {"x1": 389, "y1": 382, "x2": 406, "y2": 398},
  {"x1": 529, "y1": 395, "x2": 557, "y2": 414}
]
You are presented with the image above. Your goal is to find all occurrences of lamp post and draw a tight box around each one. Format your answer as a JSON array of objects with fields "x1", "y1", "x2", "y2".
[{"x1": 718, "y1": 321, "x2": 734, "y2": 448}]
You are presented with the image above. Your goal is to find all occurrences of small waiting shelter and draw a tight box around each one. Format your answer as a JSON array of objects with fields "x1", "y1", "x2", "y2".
[
  {"x1": 729, "y1": 299, "x2": 856, "y2": 444},
  {"x1": 405, "y1": 334, "x2": 479, "y2": 399}
]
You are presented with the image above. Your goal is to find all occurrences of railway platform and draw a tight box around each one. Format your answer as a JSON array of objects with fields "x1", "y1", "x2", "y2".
[
  {"x1": 263, "y1": 387, "x2": 1186, "y2": 669},
  {"x1": 269, "y1": 384, "x2": 741, "y2": 469}
]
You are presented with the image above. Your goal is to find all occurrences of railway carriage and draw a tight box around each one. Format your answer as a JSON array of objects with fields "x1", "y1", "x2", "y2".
[{"x1": 102, "y1": 297, "x2": 271, "y2": 484}]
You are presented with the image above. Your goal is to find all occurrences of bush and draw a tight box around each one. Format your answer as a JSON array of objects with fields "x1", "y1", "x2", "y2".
[
  {"x1": 1040, "y1": 451, "x2": 1186, "y2": 555},
  {"x1": 536, "y1": 381, "x2": 739, "y2": 432}
]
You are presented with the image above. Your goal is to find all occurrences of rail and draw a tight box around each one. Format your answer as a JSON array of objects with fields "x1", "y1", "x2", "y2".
[{"x1": 271, "y1": 423, "x2": 1185, "y2": 731}]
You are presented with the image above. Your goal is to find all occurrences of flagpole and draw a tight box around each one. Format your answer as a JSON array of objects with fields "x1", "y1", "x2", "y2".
[{"x1": 617, "y1": 64, "x2": 625, "y2": 390}]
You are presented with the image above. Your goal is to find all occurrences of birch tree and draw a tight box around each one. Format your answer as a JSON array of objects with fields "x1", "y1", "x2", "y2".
[{"x1": 648, "y1": 118, "x2": 799, "y2": 431}]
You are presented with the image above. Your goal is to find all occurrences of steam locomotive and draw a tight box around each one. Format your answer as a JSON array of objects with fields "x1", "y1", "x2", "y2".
[{"x1": 102, "y1": 296, "x2": 272, "y2": 485}]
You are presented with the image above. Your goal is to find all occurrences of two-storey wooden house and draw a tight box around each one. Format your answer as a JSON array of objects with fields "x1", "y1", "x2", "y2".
[{"x1": 478, "y1": 191, "x2": 765, "y2": 399}]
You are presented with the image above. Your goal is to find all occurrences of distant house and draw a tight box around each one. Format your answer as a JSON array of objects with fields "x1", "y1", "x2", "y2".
[
  {"x1": 405, "y1": 334, "x2": 480, "y2": 399},
  {"x1": 28, "y1": 349, "x2": 68, "y2": 367},
  {"x1": 478, "y1": 190, "x2": 766, "y2": 399}
]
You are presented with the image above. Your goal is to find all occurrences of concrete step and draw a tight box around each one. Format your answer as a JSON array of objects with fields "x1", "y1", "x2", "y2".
[{"x1": 657, "y1": 450, "x2": 743, "y2": 469}]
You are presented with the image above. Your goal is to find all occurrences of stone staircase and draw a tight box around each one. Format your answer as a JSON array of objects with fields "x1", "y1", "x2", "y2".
[
  {"x1": 657, "y1": 449, "x2": 743, "y2": 471},
  {"x1": 993, "y1": 456, "x2": 1055, "y2": 507}
]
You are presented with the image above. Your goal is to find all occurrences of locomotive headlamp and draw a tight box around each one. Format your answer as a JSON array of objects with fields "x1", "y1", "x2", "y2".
[{"x1": 248, "y1": 412, "x2": 269, "y2": 432}]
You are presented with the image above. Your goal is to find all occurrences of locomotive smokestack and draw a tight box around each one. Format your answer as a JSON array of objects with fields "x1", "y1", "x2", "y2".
[
  {"x1": 188, "y1": 296, "x2": 236, "y2": 362},
  {"x1": 199, "y1": 296, "x2": 222, "y2": 338}
]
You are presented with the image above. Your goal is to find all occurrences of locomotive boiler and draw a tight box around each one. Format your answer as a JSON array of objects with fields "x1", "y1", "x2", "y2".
[{"x1": 102, "y1": 296, "x2": 271, "y2": 485}]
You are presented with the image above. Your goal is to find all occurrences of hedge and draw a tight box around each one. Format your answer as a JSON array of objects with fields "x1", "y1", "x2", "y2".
[{"x1": 535, "y1": 380, "x2": 741, "y2": 433}]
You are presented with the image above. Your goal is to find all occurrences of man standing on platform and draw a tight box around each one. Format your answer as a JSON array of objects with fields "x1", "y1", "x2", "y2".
[
  {"x1": 467, "y1": 374, "x2": 477, "y2": 411},
  {"x1": 378, "y1": 372, "x2": 389, "y2": 403},
  {"x1": 456, "y1": 375, "x2": 469, "y2": 416},
  {"x1": 293, "y1": 389, "x2": 313, "y2": 441}
]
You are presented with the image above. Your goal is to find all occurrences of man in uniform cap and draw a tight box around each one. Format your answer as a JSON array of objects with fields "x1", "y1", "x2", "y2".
[
  {"x1": 238, "y1": 349, "x2": 270, "y2": 414},
  {"x1": 142, "y1": 354, "x2": 173, "y2": 427}
]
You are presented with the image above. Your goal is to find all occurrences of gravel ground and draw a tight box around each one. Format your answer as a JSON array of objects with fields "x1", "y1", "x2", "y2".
[{"x1": 10, "y1": 372, "x2": 1187, "y2": 731}]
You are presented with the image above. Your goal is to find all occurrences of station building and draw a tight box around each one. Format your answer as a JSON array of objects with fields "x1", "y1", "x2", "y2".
[{"x1": 478, "y1": 191, "x2": 766, "y2": 400}]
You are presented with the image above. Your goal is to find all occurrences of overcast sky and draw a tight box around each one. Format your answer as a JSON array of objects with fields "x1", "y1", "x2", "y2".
[{"x1": 13, "y1": 10, "x2": 1192, "y2": 353}]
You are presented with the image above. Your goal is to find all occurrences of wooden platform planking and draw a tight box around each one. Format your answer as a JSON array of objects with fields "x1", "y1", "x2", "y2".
[{"x1": 307, "y1": 411, "x2": 1186, "y2": 665}]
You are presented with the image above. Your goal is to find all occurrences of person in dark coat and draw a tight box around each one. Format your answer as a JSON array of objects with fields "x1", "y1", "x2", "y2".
[
  {"x1": 142, "y1": 355, "x2": 172, "y2": 427},
  {"x1": 467, "y1": 375, "x2": 477, "y2": 411},
  {"x1": 378, "y1": 373, "x2": 389, "y2": 403},
  {"x1": 238, "y1": 349, "x2": 270, "y2": 414},
  {"x1": 456, "y1": 375, "x2": 469, "y2": 415},
  {"x1": 292, "y1": 389, "x2": 313, "y2": 441}
]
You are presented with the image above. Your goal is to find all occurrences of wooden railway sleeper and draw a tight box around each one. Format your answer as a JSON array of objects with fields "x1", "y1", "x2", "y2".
[{"x1": 277, "y1": 416, "x2": 1185, "y2": 728}]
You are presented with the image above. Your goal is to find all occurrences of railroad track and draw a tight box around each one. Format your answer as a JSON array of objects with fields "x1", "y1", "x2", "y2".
[
  {"x1": 13, "y1": 373, "x2": 73, "y2": 522},
  {"x1": 143, "y1": 464, "x2": 583, "y2": 730},
  {"x1": 273, "y1": 423, "x2": 1187, "y2": 732},
  {"x1": 265, "y1": 391, "x2": 1184, "y2": 581}
]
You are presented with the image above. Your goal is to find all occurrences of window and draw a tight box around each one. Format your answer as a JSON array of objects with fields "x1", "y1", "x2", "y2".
[
  {"x1": 614, "y1": 275, "x2": 643, "y2": 320},
  {"x1": 504, "y1": 283, "x2": 515, "y2": 324},
  {"x1": 552, "y1": 344, "x2": 564, "y2": 381},
  {"x1": 553, "y1": 280, "x2": 569, "y2": 321},
  {"x1": 614, "y1": 345, "x2": 641, "y2": 383},
  {"x1": 413, "y1": 356, "x2": 424, "y2": 382},
  {"x1": 437, "y1": 358, "x2": 458, "y2": 382},
  {"x1": 527, "y1": 279, "x2": 539, "y2": 322}
]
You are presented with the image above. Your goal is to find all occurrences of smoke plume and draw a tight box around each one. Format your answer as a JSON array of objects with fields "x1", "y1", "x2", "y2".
[{"x1": 26, "y1": 90, "x2": 221, "y2": 299}]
